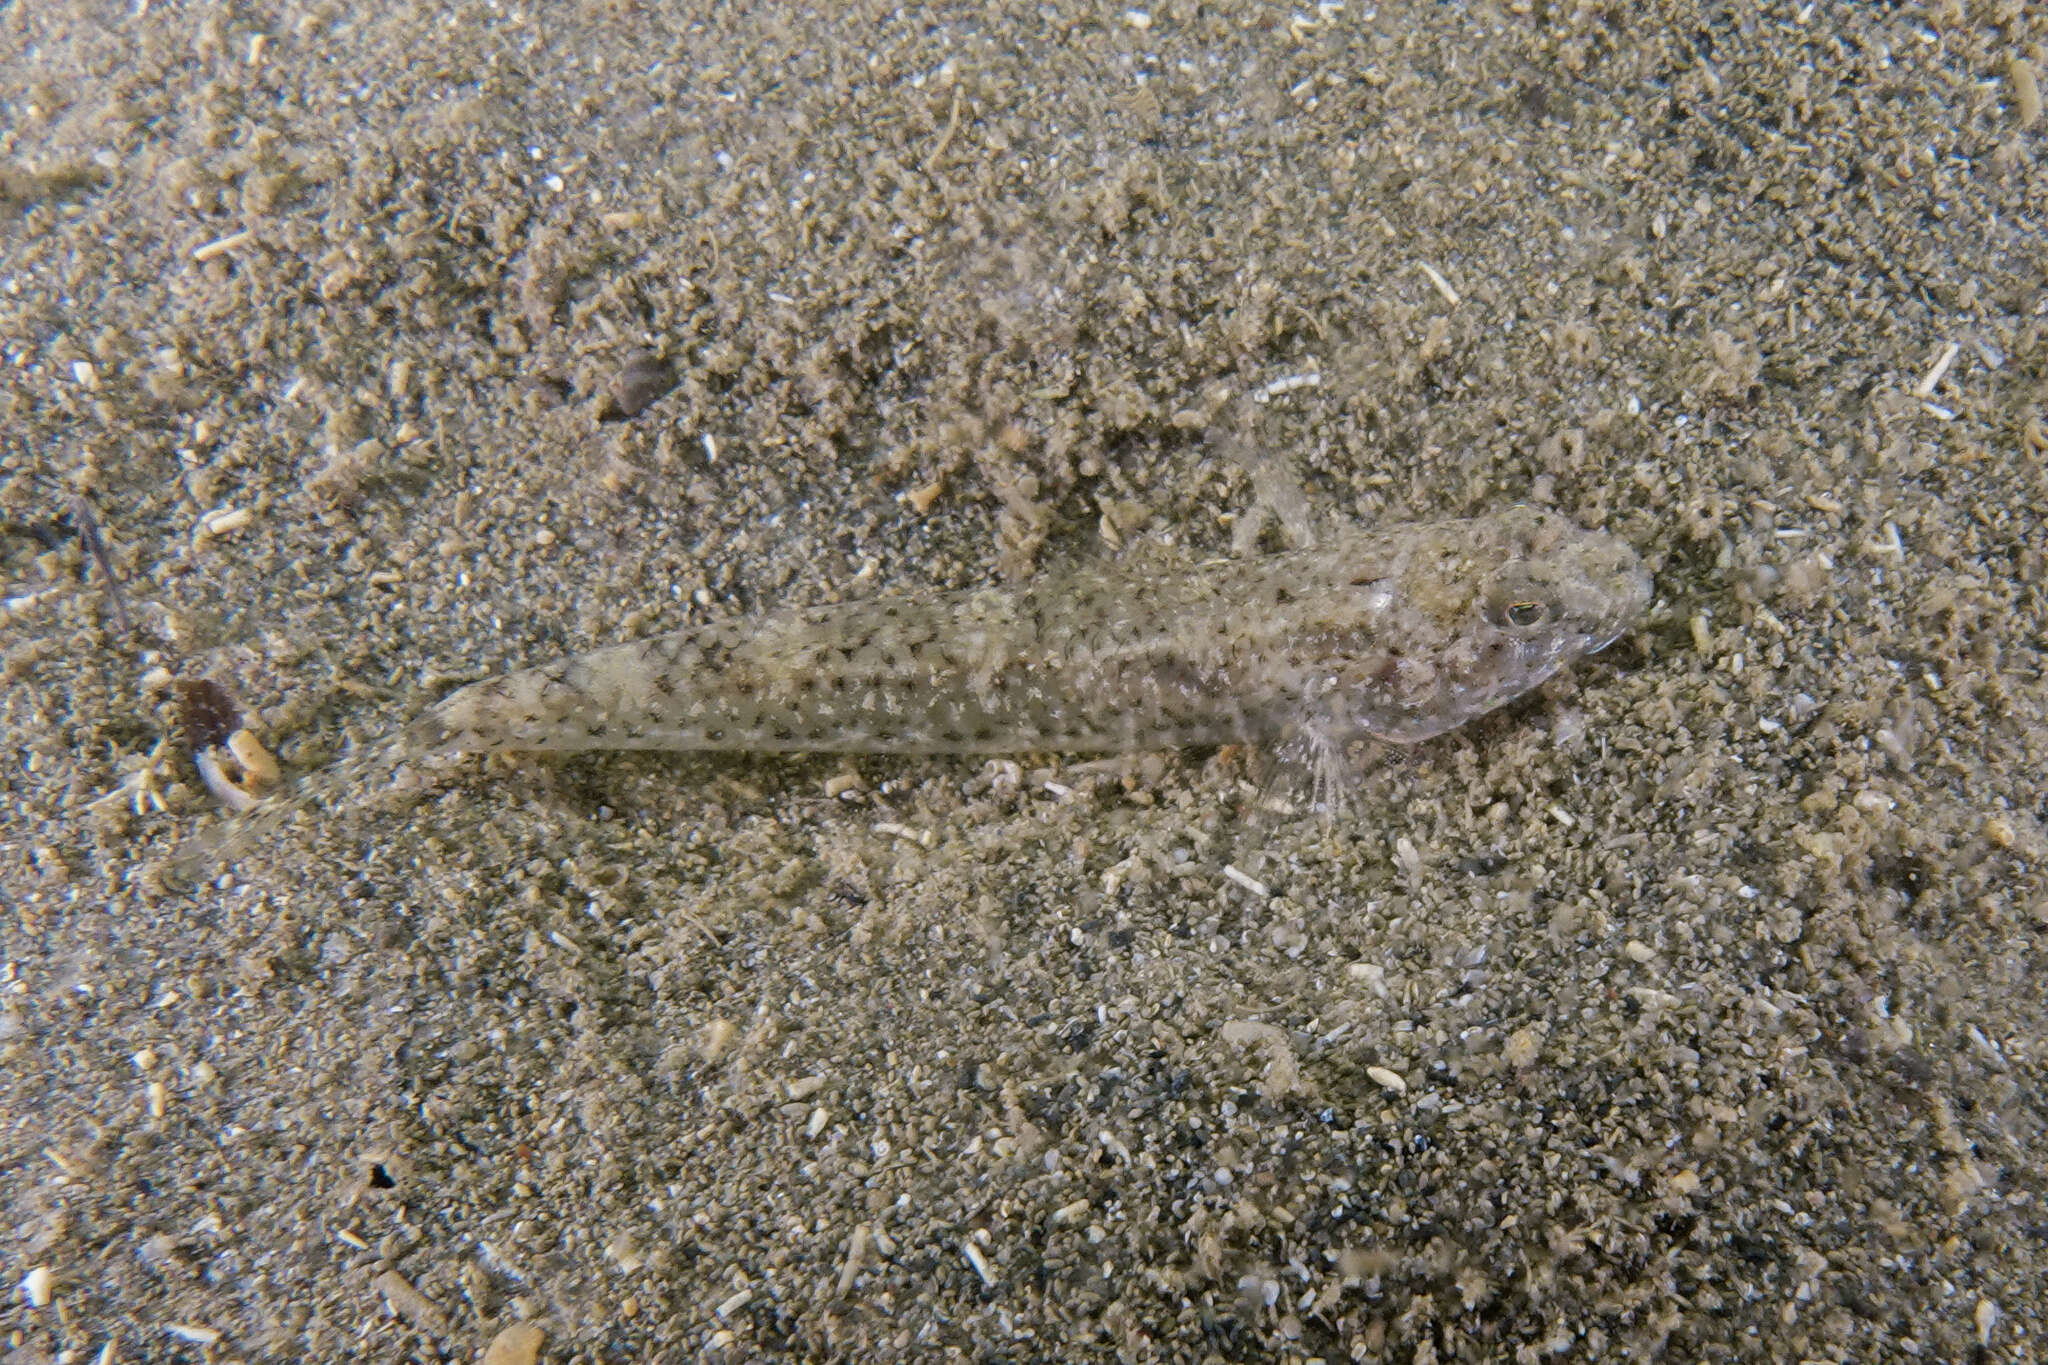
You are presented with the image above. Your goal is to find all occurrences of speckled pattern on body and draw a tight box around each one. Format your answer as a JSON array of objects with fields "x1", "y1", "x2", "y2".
[
  {"x1": 413, "y1": 505, "x2": 1648, "y2": 765},
  {"x1": 181, "y1": 504, "x2": 1647, "y2": 859}
]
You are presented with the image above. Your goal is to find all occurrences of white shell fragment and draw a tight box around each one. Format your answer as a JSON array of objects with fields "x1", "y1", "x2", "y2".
[
  {"x1": 1366, "y1": 1065, "x2": 1408, "y2": 1095},
  {"x1": 195, "y1": 727, "x2": 283, "y2": 812},
  {"x1": 19, "y1": 1267, "x2": 54, "y2": 1308}
]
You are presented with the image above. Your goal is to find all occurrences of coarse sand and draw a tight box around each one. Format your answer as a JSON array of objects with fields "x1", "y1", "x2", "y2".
[{"x1": 4, "y1": 2, "x2": 2046, "y2": 1361}]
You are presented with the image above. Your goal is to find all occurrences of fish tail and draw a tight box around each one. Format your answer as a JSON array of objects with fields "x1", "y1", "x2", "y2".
[{"x1": 166, "y1": 714, "x2": 462, "y2": 882}]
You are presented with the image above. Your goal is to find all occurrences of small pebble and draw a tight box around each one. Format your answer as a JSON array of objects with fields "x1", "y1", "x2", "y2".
[
  {"x1": 605, "y1": 350, "x2": 675, "y2": 418},
  {"x1": 482, "y1": 1323, "x2": 546, "y2": 1365},
  {"x1": 1502, "y1": 1026, "x2": 1543, "y2": 1070}
]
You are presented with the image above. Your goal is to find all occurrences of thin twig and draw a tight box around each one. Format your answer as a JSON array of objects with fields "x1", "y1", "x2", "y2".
[{"x1": 71, "y1": 494, "x2": 132, "y2": 635}]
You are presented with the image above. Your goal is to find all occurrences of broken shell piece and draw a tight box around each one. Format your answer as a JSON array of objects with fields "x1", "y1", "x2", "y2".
[
  {"x1": 195, "y1": 728, "x2": 281, "y2": 812},
  {"x1": 176, "y1": 677, "x2": 280, "y2": 810},
  {"x1": 227, "y1": 728, "x2": 280, "y2": 787},
  {"x1": 194, "y1": 504, "x2": 255, "y2": 542},
  {"x1": 19, "y1": 1266, "x2": 55, "y2": 1308}
]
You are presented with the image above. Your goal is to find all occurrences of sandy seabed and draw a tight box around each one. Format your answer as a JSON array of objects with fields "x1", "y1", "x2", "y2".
[{"x1": 3, "y1": 2, "x2": 2046, "y2": 1361}]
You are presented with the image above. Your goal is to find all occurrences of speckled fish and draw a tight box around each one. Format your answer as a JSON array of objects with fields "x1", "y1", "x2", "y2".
[{"x1": 185, "y1": 506, "x2": 1649, "y2": 858}]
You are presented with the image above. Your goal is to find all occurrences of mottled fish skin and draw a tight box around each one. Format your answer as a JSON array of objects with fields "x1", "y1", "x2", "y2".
[
  {"x1": 403, "y1": 505, "x2": 1649, "y2": 762},
  {"x1": 176, "y1": 507, "x2": 1654, "y2": 871},
  {"x1": 177, "y1": 507, "x2": 1648, "y2": 867}
]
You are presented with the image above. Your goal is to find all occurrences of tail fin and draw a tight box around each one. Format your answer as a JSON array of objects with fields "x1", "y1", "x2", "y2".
[{"x1": 167, "y1": 712, "x2": 464, "y2": 882}]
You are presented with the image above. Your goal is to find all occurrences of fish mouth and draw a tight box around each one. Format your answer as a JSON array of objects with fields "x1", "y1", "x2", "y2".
[{"x1": 1585, "y1": 564, "x2": 1654, "y2": 653}]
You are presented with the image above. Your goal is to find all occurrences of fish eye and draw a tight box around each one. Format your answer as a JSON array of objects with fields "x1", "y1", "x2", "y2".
[{"x1": 1483, "y1": 587, "x2": 1555, "y2": 630}]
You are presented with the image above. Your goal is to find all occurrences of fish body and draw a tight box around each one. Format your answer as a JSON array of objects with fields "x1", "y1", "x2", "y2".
[
  {"x1": 411, "y1": 505, "x2": 1648, "y2": 760},
  {"x1": 183, "y1": 506, "x2": 1649, "y2": 864}
]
